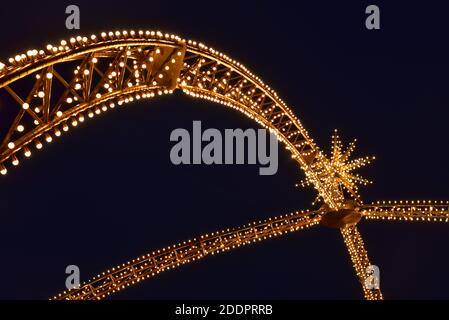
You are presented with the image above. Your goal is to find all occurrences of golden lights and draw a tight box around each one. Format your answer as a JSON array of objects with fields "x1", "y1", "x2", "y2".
[
  {"x1": 53, "y1": 210, "x2": 320, "y2": 300},
  {"x1": 0, "y1": 30, "x2": 447, "y2": 301}
]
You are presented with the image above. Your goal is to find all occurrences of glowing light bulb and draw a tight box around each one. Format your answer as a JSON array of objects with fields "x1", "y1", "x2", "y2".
[
  {"x1": 12, "y1": 156, "x2": 19, "y2": 166},
  {"x1": 35, "y1": 140, "x2": 43, "y2": 149},
  {"x1": 24, "y1": 148, "x2": 31, "y2": 157}
]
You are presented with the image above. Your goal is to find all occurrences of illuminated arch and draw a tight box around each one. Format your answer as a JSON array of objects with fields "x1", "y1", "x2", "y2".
[
  {"x1": 0, "y1": 30, "x2": 343, "y2": 208},
  {"x1": 2, "y1": 30, "x2": 448, "y2": 301}
]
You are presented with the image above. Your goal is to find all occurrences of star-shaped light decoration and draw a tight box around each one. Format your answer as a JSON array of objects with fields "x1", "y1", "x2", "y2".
[{"x1": 298, "y1": 130, "x2": 375, "y2": 205}]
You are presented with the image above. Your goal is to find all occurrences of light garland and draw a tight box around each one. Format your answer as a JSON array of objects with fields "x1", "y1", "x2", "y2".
[
  {"x1": 53, "y1": 210, "x2": 321, "y2": 300},
  {"x1": 0, "y1": 30, "x2": 447, "y2": 301}
]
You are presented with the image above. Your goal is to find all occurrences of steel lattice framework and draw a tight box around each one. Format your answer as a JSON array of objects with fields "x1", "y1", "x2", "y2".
[{"x1": 0, "y1": 30, "x2": 447, "y2": 300}]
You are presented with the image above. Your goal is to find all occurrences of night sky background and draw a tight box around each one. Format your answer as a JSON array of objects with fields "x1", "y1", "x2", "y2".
[{"x1": 0, "y1": 1, "x2": 448, "y2": 299}]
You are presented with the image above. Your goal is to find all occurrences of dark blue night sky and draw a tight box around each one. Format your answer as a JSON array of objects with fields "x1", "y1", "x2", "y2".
[{"x1": 0, "y1": 1, "x2": 449, "y2": 299}]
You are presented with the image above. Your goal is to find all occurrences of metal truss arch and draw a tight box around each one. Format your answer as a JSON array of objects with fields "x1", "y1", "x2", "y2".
[
  {"x1": 2, "y1": 30, "x2": 448, "y2": 301},
  {"x1": 0, "y1": 31, "x2": 343, "y2": 209}
]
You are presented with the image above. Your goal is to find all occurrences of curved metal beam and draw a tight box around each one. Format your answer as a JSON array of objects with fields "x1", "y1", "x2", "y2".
[
  {"x1": 52, "y1": 210, "x2": 321, "y2": 300},
  {"x1": 0, "y1": 31, "x2": 343, "y2": 208}
]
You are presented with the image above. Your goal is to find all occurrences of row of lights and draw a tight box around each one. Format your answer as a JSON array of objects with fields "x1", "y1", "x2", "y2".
[
  {"x1": 372, "y1": 200, "x2": 449, "y2": 205},
  {"x1": 182, "y1": 86, "x2": 335, "y2": 207},
  {"x1": 2, "y1": 43, "x2": 184, "y2": 176},
  {"x1": 1, "y1": 89, "x2": 172, "y2": 176},
  {"x1": 364, "y1": 214, "x2": 449, "y2": 223},
  {"x1": 191, "y1": 40, "x2": 316, "y2": 150},
  {"x1": 0, "y1": 30, "x2": 185, "y2": 73},
  {"x1": 363, "y1": 202, "x2": 449, "y2": 222},
  {"x1": 54, "y1": 210, "x2": 320, "y2": 299},
  {"x1": 180, "y1": 54, "x2": 340, "y2": 208}
]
